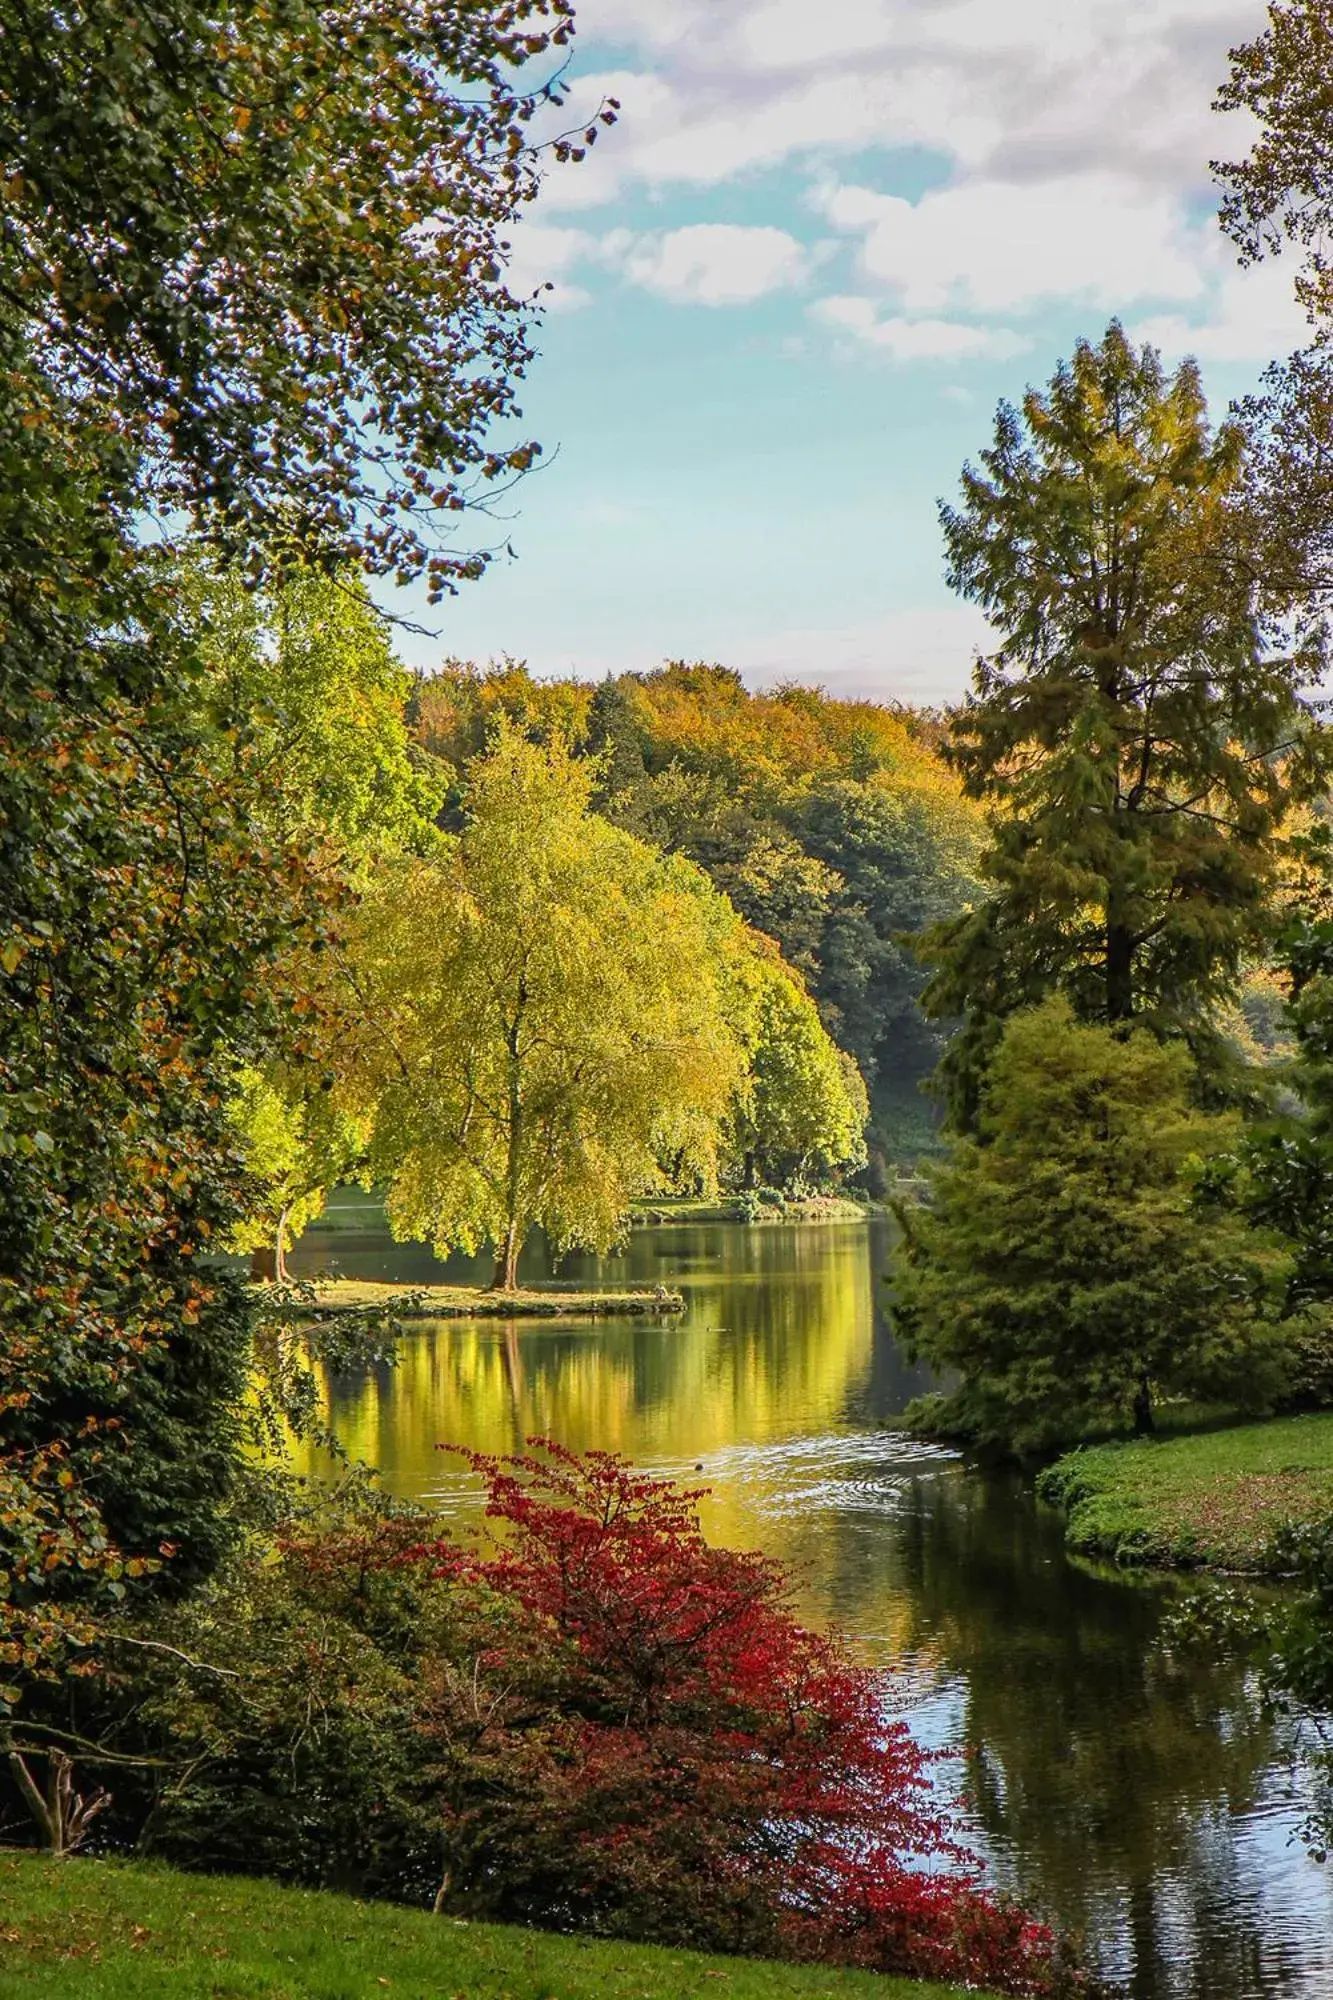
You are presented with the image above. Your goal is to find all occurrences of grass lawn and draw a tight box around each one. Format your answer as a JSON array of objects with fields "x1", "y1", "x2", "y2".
[
  {"x1": 0, "y1": 1853, "x2": 997, "y2": 2000},
  {"x1": 1039, "y1": 1410, "x2": 1333, "y2": 1571},
  {"x1": 286, "y1": 1280, "x2": 684, "y2": 1321}
]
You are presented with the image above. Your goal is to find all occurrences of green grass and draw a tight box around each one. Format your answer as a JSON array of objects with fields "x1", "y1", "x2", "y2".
[
  {"x1": 288, "y1": 1280, "x2": 684, "y2": 1321},
  {"x1": 1039, "y1": 1410, "x2": 1333, "y2": 1571},
  {"x1": 630, "y1": 1197, "x2": 866, "y2": 1226},
  {"x1": 0, "y1": 1853, "x2": 995, "y2": 2000}
]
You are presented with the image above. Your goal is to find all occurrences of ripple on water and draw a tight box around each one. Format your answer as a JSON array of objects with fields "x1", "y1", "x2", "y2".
[{"x1": 652, "y1": 1429, "x2": 959, "y2": 1500}]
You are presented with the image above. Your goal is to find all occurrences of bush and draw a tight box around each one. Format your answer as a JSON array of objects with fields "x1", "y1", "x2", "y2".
[{"x1": 69, "y1": 1448, "x2": 1094, "y2": 1997}]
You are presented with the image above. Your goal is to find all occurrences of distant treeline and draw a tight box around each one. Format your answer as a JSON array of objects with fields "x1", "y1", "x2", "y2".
[{"x1": 412, "y1": 661, "x2": 985, "y2": 1176}]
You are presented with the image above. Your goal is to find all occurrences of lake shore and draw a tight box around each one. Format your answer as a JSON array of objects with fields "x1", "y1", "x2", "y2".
[
  {"x1": 631, "y1": 1194, "x2": 870, "y2": 1225},
  {"x1": 1038, "y1": 1410, "x2": 1333, "y2": 1573},
  {"x1": 284, "y1": 1277, "x2": 685, "y2": 1320},
  {"x1": 0, "y1": 1853, "x2": 999, "y2": 2000}
]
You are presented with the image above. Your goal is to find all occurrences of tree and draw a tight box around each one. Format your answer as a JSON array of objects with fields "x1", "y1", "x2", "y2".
[
  {"x1": 337, "y1": 728, "x2": 749, "y2": 1290},
  {"x1": 1213, "y1": 2, "x2": 1333, "y2": 637},
  {"x1": 197, "y1": 568, "x2": 448, "y2": 866},
  {"x1": 891, "y1": 998, "x2": 1290, "y2": 1450},
  {"x1": 197, "y1": 568, "x2": 448, "y2": 1275},
  {"x1": 518, "y1": 663, "x2": 982, "y2": 1166},
  {"x1": 0, "y1": 0, "x2": 593, "y2": 1705},
  {"x1": 922, "y1": 323, "x2": 1331, "y2": 1128},
  {"x1": 228, "y1": 1072, "x2": 369, "y2": 1285},
  {"x1": 1215, "y1": 0, "x2": 1333, "y2": 336},
  {"x1": 729, "y1": 948, "x2": 868, "y2": 1191},
  {"x1": 0, "y1": 0, "x2": 603, "y2": 592}
]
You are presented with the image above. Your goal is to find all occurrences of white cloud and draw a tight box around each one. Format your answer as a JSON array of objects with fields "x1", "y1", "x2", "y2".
[
  {"x1": 557, "y1": 0, "x2": 1258, "y2": 201},
  {"x1": 502, "y1": 217, "x2": 811, "y2": 310},
  {"x1": 503, "y1": 222, "x2": 600, "y2": 305},
  {"x1": 536, "y1": 2, "x2": 1283, "y2": 372},
  {"x1": 1135, "y1": 255, "x2": 1312, "y2": 364},
  {"x1": 811, "y1": 294, "x2": 1026, "y2": 361},
  {"x1": 619, "y1": 223, "x2": 809, "y2": 305},
  {"x1": 815, "y1": 174, "x2": 1205, "y2": 316}
]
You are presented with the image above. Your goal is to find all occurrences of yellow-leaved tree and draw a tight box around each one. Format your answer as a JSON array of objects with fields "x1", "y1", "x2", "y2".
[
  {"x1": 728, "y1": 944, "x2": 869, "y2": 1191},
  {"x1": 338, "y1": 726, "x2": 752, "y2": 1289}
]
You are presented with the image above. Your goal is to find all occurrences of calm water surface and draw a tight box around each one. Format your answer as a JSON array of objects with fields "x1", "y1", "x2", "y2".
[{"x1": 289, "y1": 1209, "x2": 1333, "y2": 2000}]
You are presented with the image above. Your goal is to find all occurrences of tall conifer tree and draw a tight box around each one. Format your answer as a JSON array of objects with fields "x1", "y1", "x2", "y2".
[{"x1": 921, "y1": 323, "x2": 1330, "y2": 1126}]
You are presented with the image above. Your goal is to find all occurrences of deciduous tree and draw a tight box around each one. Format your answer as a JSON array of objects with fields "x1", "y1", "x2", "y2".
[
  {"x1": 0, "y1": 0, "x2": 592, "y2": 1699},
  {"x1": 729, "y1": 949, "x2": 868, "y2": 1191},
  {"x1": 337, "y1": 728, "x2": 748, "y2": 1290}
]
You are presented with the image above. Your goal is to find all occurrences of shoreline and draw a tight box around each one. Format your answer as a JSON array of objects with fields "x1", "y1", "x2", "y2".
[
  {"x1": 1037, "y1": 1410, "x2": 1333, "y2": 1575},
  {"x1": 630, "y1": 1195, "x2": 871, "y2": 1226},
  {"x1": 280, "y1": 1278, "x2": 686, "y2": 1322}
]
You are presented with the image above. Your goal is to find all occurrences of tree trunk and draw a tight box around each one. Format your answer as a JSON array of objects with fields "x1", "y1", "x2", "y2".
[
  {"x1": 490, "y1": 1218, "x2": 522, "y2": 1293},
  {"x1": 3, "y1": 1740, "x2": 108, "y2": 1856},
  {"x1": 1106, "y1": 917, "x2": 1135, "y2": 1025},
  {"x1": 274, "y1": 1202, "x2": 292, "y2": 1286},
  {"x1": 1132, "y1": 1372, "x2": 1155, "y2": 1437},
  {"x1": 490, "y1": 983, "x2": 526, "y2": 1294}
]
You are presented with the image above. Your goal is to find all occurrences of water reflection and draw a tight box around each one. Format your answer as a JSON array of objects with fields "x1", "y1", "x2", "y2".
[{"x1": 287, "y1": 1211, "x2": 1333, "y2": 2000}]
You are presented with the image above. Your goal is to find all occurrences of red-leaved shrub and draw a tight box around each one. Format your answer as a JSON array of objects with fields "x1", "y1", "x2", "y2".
[{"x1": 378, "y1": 1441, "x2": 1096, "y2": 1997}]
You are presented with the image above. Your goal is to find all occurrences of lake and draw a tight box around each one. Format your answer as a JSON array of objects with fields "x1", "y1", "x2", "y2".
[{"x1": 287, "y1": 1207, "x2": 1333, "y2": 2000}]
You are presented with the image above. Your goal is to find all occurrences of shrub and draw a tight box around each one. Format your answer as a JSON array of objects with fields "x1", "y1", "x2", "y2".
[{"x1": 72, "y1": 1448, "x2": 1094, "y2": 1997}]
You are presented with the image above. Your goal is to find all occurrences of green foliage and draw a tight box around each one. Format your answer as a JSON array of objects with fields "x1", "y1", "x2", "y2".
[
  {"x1": 891, "y1": 999, "x2": 1291, "y2": 1452},
  {"x1": 1239, "y1": 858, "x2": 1333, "y2": 1324},
  {"x1": 336, "y1": 727, "x2": 751, "y2": 1289},
  {"x1": 729, "y1": 949, "x2": 869, "y2": 1191},
  {"x1": 197, "y1": 568, "x2": 448, "y2": 864},
  {"x1": 201, "y1": 569, "x2": 446, "y2": 1271},
  {"x1": 415, "y1": 661, "x2": 981, "y2": 1167},
  {"x1": 1216, "y1": 0, "x2": 1333, "y2": 335},
  {"x1": 0, "y1": 0, "x2": 596, "y2": 594},
  {"x1": 922, "y1": 322, "x2": 1331, "y2": 1128},
  {"x1": 0, "y1": 0, "x2": 583, "y2": 1701},
  {"x1": 227, "y1": 1072, "x2": 370, "y2": 1281}
]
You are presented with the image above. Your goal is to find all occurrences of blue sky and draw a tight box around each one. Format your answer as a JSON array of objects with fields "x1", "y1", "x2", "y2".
[{"x1": 390, "y1": 0, "x2": 1310, "y2": 706}]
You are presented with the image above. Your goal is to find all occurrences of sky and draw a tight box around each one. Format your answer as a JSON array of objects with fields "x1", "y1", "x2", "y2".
[{"x1": 388, "y1": 0, "x2": 1312, "y2": 708}]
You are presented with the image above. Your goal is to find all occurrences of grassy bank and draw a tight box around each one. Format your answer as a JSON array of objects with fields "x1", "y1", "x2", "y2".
[
  {"x1": 630, "y1": 1195, "x2": 867, "y2": 1226},
  {"x1": 1039, "y1": 1411, "x2": 1333, "y2": 1571},
  {"x1": 288, "y1": 1280, "x2": 684, "y2": 1320},
  {"x1": 0, "y1": 1854, "x2": 998, "y2": 2000}
]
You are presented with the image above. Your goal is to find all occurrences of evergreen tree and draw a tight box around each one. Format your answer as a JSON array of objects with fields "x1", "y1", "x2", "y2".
[
  {"x1": 922, "y1": 323, "x2": 1330, "y2": 1127},
  {"x1": 891, "y1": 999, "x2": 1290, "y2": 1451}
]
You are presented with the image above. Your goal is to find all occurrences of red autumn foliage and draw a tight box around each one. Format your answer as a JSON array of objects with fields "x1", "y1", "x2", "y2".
[{"x1": 381, "y1": 1441, "x2": 1094, "y2": 1997}]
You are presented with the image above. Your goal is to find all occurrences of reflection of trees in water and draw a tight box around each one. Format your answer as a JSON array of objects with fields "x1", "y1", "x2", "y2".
[
  {"x1": 887, "y1": 1474, "x2": 1322, "y2": 2000},
  {"x1": 298, "y1": 1219, "x2": 880, "y2": 1487},
  {"x1": 286, "y1": 1216, "x2": 1333, "y2": 2000}
]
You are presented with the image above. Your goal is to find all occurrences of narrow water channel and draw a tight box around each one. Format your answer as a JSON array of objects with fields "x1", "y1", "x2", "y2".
[{"x1": 287, "y1": 1207, "x2": 1333, "y2": 2000}]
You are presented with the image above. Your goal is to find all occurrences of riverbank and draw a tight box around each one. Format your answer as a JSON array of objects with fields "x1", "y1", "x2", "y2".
[
  {"x1": 287, "y1": 1278, "x2": 685, "y2": 1320},
  {"x1": 631, "y1": 1194, "x2": 869, "y2": 1225},
  {"x1": 0, "y1": 1853, "x2": 997, "y2": 2000},
  {"x1": 1039, "y1": 1410, "x2": 1333, "y2": 1572}
]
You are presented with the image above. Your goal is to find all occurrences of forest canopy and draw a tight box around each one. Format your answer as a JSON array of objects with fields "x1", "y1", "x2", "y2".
[{"x1": 414, "y1": 661, "x2": 984, "y2": 1174}]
